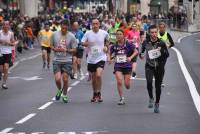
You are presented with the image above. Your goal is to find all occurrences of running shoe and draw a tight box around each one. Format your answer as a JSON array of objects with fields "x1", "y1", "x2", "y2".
[
  {"x1": 118, "y1": 97, "x2": 125, "y2": 105},
  {"x1": 148, "y1": 98, "x2": 154, "y2": 108},
  {"x1": 161, "y1": 83, "x2": 165, "y2": 87},
  {"x1": 91, "y1": 92, "x2": 97, "y2": 102},
  {"x1": 132, "y1": 72, "x2": 136, "y2": 78},
  {"x1": 62, "y1": 95, "x2": 68, "y2": 103},
  {"x1": 97, "y1": 92, "x2": 103, "y2": 102},
  {"x1": 154, "y1": 103, "x2": 160, "y2": 113},
  {"x1": 55, "y1": 89, "x2": 62, "y2": 101},
  {"x1": 74, "y1": 73, "x2": 78, "y2": 79},
  {"x1": 2, "y1": 84, "x2": 8, "y2": 90}
]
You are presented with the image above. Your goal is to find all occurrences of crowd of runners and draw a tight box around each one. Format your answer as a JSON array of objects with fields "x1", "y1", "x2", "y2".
[{"x1": 0, "y1": 11, "x2": 175, "y2": 113}]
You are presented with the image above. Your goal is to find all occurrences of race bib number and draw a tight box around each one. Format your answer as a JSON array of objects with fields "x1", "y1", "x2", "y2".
[
  {"x1": 91, "y1": 46, "x2": 101, "y2": 55},
  {"x1": 116, "y1": 55, "x2": 127, "y2": 63},
  {"x1": 148, "y1": 49, "x2": 161, "y2": 59},
  {"x1": 110, "y1": 33, "x2": 116, "y2": 39}
]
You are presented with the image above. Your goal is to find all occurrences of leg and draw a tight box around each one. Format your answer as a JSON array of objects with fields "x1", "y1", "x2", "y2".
[
  {"x1": 42, "y1": 49, "x2": 47, "y2": 68},
  {"x1": 145, "y1": 65, "x2": 154, "y2": 108},
  {"x1": 62, "y1": 72, "x2": 69, "y2": 96},
  {"x1": 2, "y1": 63, "x2": 9, "y2": 89},
  {"x1": 47, "y1": 53, "x2": 51, "y2": 69},
  {"x1": 124, "y1": 73, "x2": 131, "y2": 90},
  {"x1": 115, "y1": 71, "x2": 124, "y2": 98},
  {"x1": 72, "y1": 56, "x2": 78, "y2": 78},
  {"x1": 53, "y1": 63, "x2": 62, "y2": 100},
  {"x1": 145, "y1": 66, "x2": 154, "y2": 99}
]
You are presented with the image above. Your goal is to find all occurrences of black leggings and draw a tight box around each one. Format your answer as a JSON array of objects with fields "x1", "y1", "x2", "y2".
[{"x1": 145, "y1": 64, "x2": 164, "y2": 103}]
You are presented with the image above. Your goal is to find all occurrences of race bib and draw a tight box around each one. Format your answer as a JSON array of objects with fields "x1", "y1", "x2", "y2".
[
  {"x1": 116, "y1": 55, "x2": 127, "y2": 63},
  {"x1": 110, "y1": 33, "x2": 116, "y2": 39},
  {"x1": 91, "y1": 46, "x2": 101, "y2": 55},
  {"x1": 148, "y1": 49, "x2": 161, "y2": 59},
  {"x1": 0, "y1": 50, "x2": 2, "y2": 57}
]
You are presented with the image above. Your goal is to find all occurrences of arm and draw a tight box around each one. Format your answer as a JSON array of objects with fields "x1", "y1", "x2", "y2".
[
  {"x1": 139, "y1": 40, "x2": 146, "y2": 59},
  {"x1": 167, "y1": 33, "x2": 175, "y2": 48}
]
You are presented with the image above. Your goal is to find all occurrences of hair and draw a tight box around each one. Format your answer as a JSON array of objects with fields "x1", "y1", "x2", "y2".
[
  {"x1": 148, "y1": 25, "x2": 157, "y2": 32},
  {"x1": 116, "y1": 29, "x2": 124, "y2": 35},
  {"x1": 159, "y1": 22, "x2": 166, "y2": 27},
  {"x1": 60, "y1": 20, "x2": 69, "y2": 26}
]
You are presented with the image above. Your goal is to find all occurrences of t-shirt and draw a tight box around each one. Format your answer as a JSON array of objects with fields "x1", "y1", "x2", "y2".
[
  {"x1": 72, "y1": 30, "x2": 84, "y2": 48},
  {"x1": 81, "y1": 29, "x2": 109, "y2": 64},
  {"x1": 51, "y1": 31, "x2": 77, "y2": 63},
  {"x1": 110, "y1": 42, "x2": 135, "y2": 69},
  {"x1": 0, "y1": 30, "x2": 14, "y2": 54},
  {"x1": 38, "y1": 30, "x2": 53, "y2": 48}
]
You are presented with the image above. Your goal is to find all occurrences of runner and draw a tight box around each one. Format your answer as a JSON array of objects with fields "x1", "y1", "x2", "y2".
[
  {"x1": 158, "y1": 22, "x2": 175, "y2": 87},
  {"x1": 38, "y1": 22, "x2": 53, "y2": 69},
  {"x1": 108, "y1": 29, "x2": 138, "y2": 105},
  {"x1": 127, "y1": 24, "x2": 140, "y2": 79},
  {"x1": 140, "y1": 25, "x2": 169, "y2": 113},
  {"x1": 51, "y1": 20, "x2": 77, "y2": 103},
  {"x1": 0, "y1": 21, "x2": 16, "y2": 89},
  {"x1": 72, "y1": 21, "x2": 84, "y2": 79},
  {"x1": 81, "y1": 18, "x2": 109, "y2": 103}
]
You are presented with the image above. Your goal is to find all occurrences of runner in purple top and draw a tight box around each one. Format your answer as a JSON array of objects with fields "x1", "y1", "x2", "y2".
[{"x1": 108, "y1": 29, "x2": 138, "y2": 105}]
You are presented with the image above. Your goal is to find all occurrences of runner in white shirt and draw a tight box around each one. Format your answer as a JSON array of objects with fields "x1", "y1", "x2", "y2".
[
  {"x1": 0, "y1": 21, "x2": 15, "y2": 89},
  {"x1": 81, "y1": 18, "x2": 109, "y2": 103}
]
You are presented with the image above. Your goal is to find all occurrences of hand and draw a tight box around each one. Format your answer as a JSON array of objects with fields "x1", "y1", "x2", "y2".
[
  {"x1": 127, "y1": 57, "x2": 132, "y2": 62},
  {"x1": 103, "y1": 46, "x2": 108, "y2": 53},
  {"x1": 139, "y1": 53, "x2": 145, "y2": 60}
]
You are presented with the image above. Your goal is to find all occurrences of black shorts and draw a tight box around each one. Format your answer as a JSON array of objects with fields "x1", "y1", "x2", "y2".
[
  {"x1": 114, "y1": 67, "x2": 132, "y2": 75},
  {"x1": 0, "y1": 54, "x2": 12, "y2": 65},
  {"x1": 74, "y1": 48, "x2": 84, "y2": 59},
  {"x1": 41, "y1": 46, "x2": 51, "y2": 54},
  {"x1": 87, "y1": 61, "x2": 105, "y2": 73}
]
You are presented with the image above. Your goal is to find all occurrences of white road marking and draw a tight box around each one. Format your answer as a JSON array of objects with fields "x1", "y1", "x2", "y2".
[
  {"x1": 0, "y1": 128, "x2": 14, "y2": 133},
  {"x1": 196, "y1": 39, "x2": 200, "y2": 42},
  {"x1": 57, "y1": 132, "x2": 76, "y2": 134},
  {"x1": 16, "y1": 113, "x2": 36, "y2": 124},
  {"x1": 38, "y1": 102, "x2": 53, "y2": 110},
  {"x1": 172, "y1": 47, "x2": 200, "y2": 115},
  {"x1": 71, "y1": 81, "x2": 80, "y2": 86},
  {"x1": 131, "y1": 77, "x2": 155, "y2": 81},
  {"x1": 9, "y1": 76, "x2": 43, "y2": 81}
]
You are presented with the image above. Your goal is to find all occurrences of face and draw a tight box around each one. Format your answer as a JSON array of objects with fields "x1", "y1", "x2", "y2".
[
  {"x1": 149, "y1": 28, "x2": 158, "y2": 41},
  {"x1": 132, "y1": 25, "x2": 137, "y2": 31},
  {"x1": 61, "y1": 24, "x2": 68, "y2": 35},
  {"x1": 159, "y1": 24, "x2": 166, "y2": 33},
  {"x1": 73, "y1": 22, "x2": 79, "y2": 31},
  {"x1": 92, "y1": 19, "x2": 100, "y2": 32},
  {"x1": 44, "y1": 25, "x2": 50, "y2": 31},
  {"x1": 3, "y1": 22, "x2": 10, "y2": 32},
  {"x1": 116, "y1": 31, "x2": 124, "y2": 42}
]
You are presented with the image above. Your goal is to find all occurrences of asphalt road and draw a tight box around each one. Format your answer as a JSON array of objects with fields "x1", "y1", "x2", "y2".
[{"x1": 0, "y1": 35, "x2": 200, "y2": 134}]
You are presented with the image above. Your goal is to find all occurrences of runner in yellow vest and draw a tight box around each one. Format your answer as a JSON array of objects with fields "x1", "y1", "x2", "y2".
[{"x1": 158, "y1": 22, "x2": 175, "y2": 87}]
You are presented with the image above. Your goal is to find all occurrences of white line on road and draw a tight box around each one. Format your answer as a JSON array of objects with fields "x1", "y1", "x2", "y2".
[
  {"x1": 16, "y1": 113, "x2": 36, "y2": 124},
  {"x1": 172, "y1": 47, "x2": 200, "y2": 115},
  {"x1": 0, "y1": 128, "x2": 14, "y2": 133},
  {"x1": 71, "y1": 81, "x2": 80, "y2": 86},
  {"x1": 38, "y1": 102, "x2": 53, "y2": 110}
]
